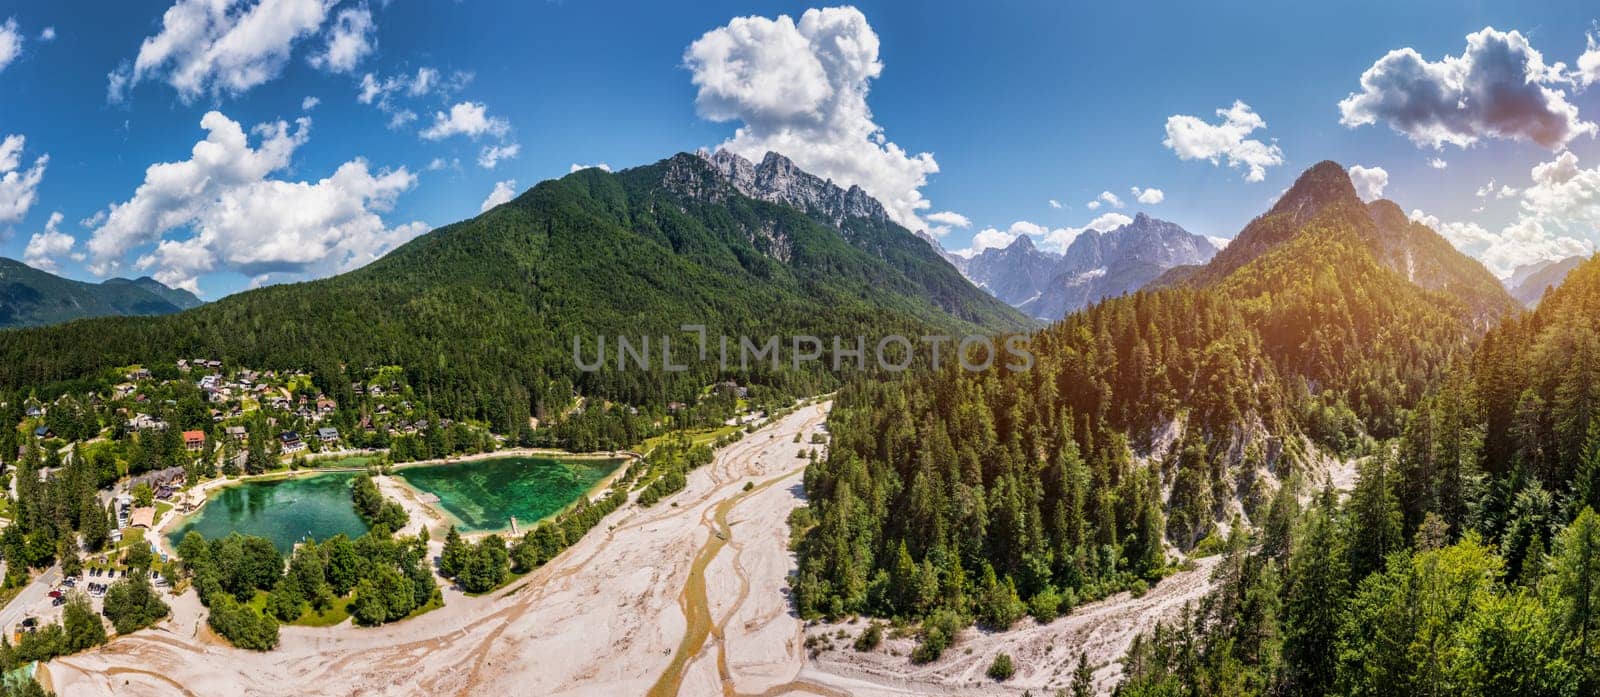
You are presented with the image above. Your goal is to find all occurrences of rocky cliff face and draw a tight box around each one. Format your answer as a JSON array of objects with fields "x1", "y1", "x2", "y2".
[{"x1": 701, "y1": 150, "x2": 890, "y2": 226}]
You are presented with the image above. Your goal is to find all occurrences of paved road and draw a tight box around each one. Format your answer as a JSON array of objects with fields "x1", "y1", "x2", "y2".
[{"x1": 0, "y1": 565, "x2": 61, "y2": 636}]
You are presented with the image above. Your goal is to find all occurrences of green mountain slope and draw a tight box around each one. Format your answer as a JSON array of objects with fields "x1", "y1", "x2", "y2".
[
  {"x1": 1362, "y1": 199, "x2": 1520, "y2": 324},
  {"x1": 117, "y1": 276, "x2": 206, "y2": 311},
  {"x1": 0, "y1": 259, "x2": 203, "y2": 329},
  {"x1": 0, "y1": 153, "x2": 1026, "y2": 425},
  {"x1": 790, "y1": 161, "x2": 1508, "y2": 627},
  {"x1": 1117, "y1": 230, "x2": 1600, "y2": 697}
]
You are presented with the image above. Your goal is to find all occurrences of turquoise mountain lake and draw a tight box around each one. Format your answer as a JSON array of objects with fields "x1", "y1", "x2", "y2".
[
  {"x1": 395, "y1": 456, "x2": 624, "y2": 533},
  {"x1": 166, "y1": 472, "x2": 369, "y2": 553}
]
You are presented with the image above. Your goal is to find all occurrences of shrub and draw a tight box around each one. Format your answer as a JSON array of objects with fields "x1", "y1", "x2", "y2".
[
  {"x1": 986, "y1": 652, "x2": 1015, "y2": 681},
  {"x1": 853, "y1": 621, "x2": 883, "y2": 652},
  {"x1": 1028, "y1": 586, "x2": 1063, "y2": 623},
  {"x1": 206, "y1": 594, "x2": 280, "y2": 651},
  {"x1": 102, "y1": 571, "x2": 171, "y2": 634},
  {"x1": 912, "y1": 609, "x2": 964, "y2": 663}
]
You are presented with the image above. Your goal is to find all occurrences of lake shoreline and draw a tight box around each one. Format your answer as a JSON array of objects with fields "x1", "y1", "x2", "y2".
[
  {"x1": 158, "y1": 449, "x2": 640, "y2": 549},
  {"x1": 391, "y1": 455, "x2": 633, "y2": 537}
]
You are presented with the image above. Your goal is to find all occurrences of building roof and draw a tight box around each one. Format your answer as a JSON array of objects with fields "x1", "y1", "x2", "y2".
[
  {"x1": 317, "y1": 427, "x2": 339, "y2": 438},
  {"x1": 182, "y1": 429, "x2": 205, "y2": 441},
  {"x1": 129, "y1": 507, "x2": 156, "y2": 529},
  {"x1": 129, "y1": 466, "x2": 185, "y2": 489}
]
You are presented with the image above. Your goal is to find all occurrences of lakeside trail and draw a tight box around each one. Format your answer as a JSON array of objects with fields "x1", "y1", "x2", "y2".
[{"x1": 43, "y1": 400, "x2": 1224, "y2": 697}]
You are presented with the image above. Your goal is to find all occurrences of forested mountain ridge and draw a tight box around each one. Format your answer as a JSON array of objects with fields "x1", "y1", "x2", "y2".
[
  {"x1": 1157, "y1": 161, "x2": 1518, "y2": 327},
  {"x1": 1117, "y1": 253, "x2": 1600, "y2": 697},
  {"x1": 790, "y1": 161, "x2": 1522, "y2": 653},
  {"x1": 0, "y1": 258, "x2": 203, "y2": 329},
  {"x1": 1362, "y1": 199, "x2": 1520, "y2": 324},
  {"x1": 0, "y1": 153, "x2": 1025, "y2": 437}
]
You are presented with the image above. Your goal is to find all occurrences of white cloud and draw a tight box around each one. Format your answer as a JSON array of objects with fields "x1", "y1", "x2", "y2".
[
  {"x1": 1048, "y1": 199, "x2": 1062, "y2": 209},
  {"x1": 37, "y1": 26, "x2": 54, "y2": 42},
  {"x1": 420, "y1": 101, "x2": 509, "y2": 140},
  {"x1": 1339, "y1": 27, "x2": 1595, "y2": 150},
  {"x1": 1086, "y1": 191, "x2": 1124, "y2": 210},
  {"x1": 23, "y1": 212, "x2": 74, "y2": 271},
  {"x1": 308, "y1": 4, "x2": 374, "y2": 74},
  {"x1": 356, "y1": 67, "x2": 470, "y2": 132},
  {"x1": 1429, "y1": 157, "x2": 1448, "y2": 169},
  {"x1": 1348, "y1": 164, "x2": 1389, "y2": 201},
  {"x1": 0, "y1": 18, "x2": 20, "y2": 73},
  {"x1": 408, "y1": 66, "x2": 438, "y2": 96},
  {"x1": 1040, "y1": 212, "x2": 1133, "y2": 252},
  {"x1": 1521, "y1": 150, "x2": 1600, "y2": 229},
  {"x1": 1132, "y1": 186, "x2": 1164, "y2": 204},
  {"x1": 480, "y1": 180, "x2": 517, "y2": 213},
  {"x1": 1475, "y1": 179, "x2": 1518, "y2": 199},
  {"x1": 1410, "y1": 149, "x2": 1600, "y2": 276},
  {"x1": 301, "y1": 95, "x2": 320, "y2": 110},
  {"x1": 685, "y1": 7, "x2": 940, "y2": 229},
  {"x1": 84, "y1": 111, "x2": 425, "y2": 295},
  {"x1": 386, "y1": 109, "x2": 416, "y2": 129},
  {"x1": 0, "y1": 133, "x2": 47, "y2": 224},
  {"x1": 357, "y1": 72, "x2": 387, "y2": 103},
  {"x1": 426, "y1": 157, "x2": 458, "y2": 172},
  {"x1": 568, "y1": 162, "x2": 612, "y2": 173},
  {"x1": 1578, "y1": 31, "x2": 1600, "y2": 86},
  {"x1": 923, "y1": 210, "x2": 970, "y2": 238},
  {"x1": 954, "y1": 213, "x2": 1133, "y2": 257},
  {"x1": 477, "y1": 142, "x2": 520, "y2": 169},
  {"x1": 960, "y1": 222, "x2": 1032, "y2": 256},
  {"x1": 108, "y1": 0, "x2": 337, "y2": 103},
  {"x1": 1163, "y1": 100, "x2": 1284, "y2": 182},
  {"x1": 1414, "y1": 205, "x2": 1590, "y2": 278},
  {"x1": 1409, "y1": 209, "x2": 1499, "y2": 251}
]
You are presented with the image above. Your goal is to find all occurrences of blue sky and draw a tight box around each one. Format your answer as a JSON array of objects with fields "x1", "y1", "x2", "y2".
[{"x1": 2, "y1": 1, "x2": 1599, "y2": 297}]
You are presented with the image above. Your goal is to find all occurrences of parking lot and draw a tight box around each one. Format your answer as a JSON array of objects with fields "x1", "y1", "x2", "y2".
[{"x1": 4, "y1": 567, "x2": 170, "y2": 642}]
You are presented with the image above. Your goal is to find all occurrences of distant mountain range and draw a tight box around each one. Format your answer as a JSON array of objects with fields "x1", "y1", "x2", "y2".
[
  {"x1": 1506, "y1": 255, "x2": 1588, "y2": 307},
  {"x1": 0, "y1": 258, "x2": 203, "y2": 329},
  {"x1": 929, "y1": 213, "x2": 1219, "y2": 321}
]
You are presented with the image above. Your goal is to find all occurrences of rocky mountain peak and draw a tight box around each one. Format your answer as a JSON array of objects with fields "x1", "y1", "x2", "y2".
[
  {"x1": 958, "y1": 214, "x2": 1218, "y2": 320},
  {"x1": 696, "y1": 149, "x2": 890, "y2": 226},
  {"x1": 1270, "y1": 160, "x2": 1362, "y2": 225}
]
